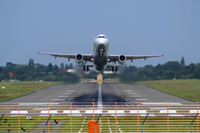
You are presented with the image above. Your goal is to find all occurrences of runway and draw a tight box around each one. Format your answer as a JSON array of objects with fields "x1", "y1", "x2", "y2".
[
  {"x1": 0, "y1": 83, "x2": 197, "y2": 133},
  {"x1": 5, "y1": 83, "x2": 192, "y2": 104}
]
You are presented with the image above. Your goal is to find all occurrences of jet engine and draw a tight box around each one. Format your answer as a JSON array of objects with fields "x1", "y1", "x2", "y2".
[
  {"x1": 118, "y1": 55, "x2": 126, "y2": 65},
  {"x1": 75, "y1": 54, "x2": 83, "y2": 64}
]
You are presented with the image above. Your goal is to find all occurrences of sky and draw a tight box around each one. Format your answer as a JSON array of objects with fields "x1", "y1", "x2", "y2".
[{"x1": 0, "y1": 0, "x2": 199, "y2": 67}]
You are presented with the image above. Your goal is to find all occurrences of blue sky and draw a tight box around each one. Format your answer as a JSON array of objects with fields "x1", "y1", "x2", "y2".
[{"x1": 0, "y1": 0, "x2": 199, "y2": 67}]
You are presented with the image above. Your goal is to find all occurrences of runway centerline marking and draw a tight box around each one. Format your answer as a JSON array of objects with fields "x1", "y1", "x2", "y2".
[
  {"x1": 66, "y1": 90, "x2": 75, "y2": 92},
  {"x1": 135, "y1": 99, "x2": 148, "y2": 101},
  {"x1": 97, "y1": 83, "x2": 103, "y2": 110},
  {"x1": 52, "y1": 99, "x2": 65, "y2": 101},
  {"x1": 58, "y1": 96, "x2": 69, "y2": 97},
  {"x1": 124, "y1": 90, "x2": 134, "y2": 92},
  {"x1": 62, "y1": 93, "x2": 72, "y2": 95},
  {"x1": 128, "y1": 93, "x2": 137, "y2": 94},
  {"x1": 131, "y1": 95, "x2": 142, "y2": 98}
]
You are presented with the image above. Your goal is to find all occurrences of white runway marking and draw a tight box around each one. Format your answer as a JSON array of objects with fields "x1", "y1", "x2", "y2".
[
  {"x1": 189, "y1": 110, "x2": 200, "y2": 113},
  {"x1": 66, "y1": 90, "x2": 75, "y2": 92},
  {"x1": 130, "y1": 110, "x2": 147, "y2": 114},
  {"x1": 11, "y1": 110, "x2": 28, "y2": 114},
  {"x1": 63, "y1": 110, "x2": 80, "y2": 114},
  {"x1": 131, "y1": 95, "x2": 142, "y2": 97},
  {"x1": 41, "y1": 110, "x2": 58, "y2": 114},
  {"x1": 128, "y1": 93, "x2": 137, "y2": 94},
  {"x1": 108, "y1": 110, "x2": 125, "y2": 114},
  {"x1": 58, "y1": 96, "x2": 69, "y2": 97},
  {"x1": 97, "y1": 84, "x2": 103, "y2": 110},
  {"x1": 124, "y1": 90, "x2": 133, "y2": 92},
  {"x1": 52, "y1": 99, "x2": 65, "y2": 101},
  {"x1": 135, "y1": 99, "x2": 148, "y2": 101},
  {"x1": 85, "y1": 110, "x2": 102, "y2": 114},
  {"x1": 62, "y1": 93, "x2": 72, "y2": 95}
]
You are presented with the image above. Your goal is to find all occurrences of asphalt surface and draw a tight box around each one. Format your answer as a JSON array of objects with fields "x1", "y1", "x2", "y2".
[{"x1": 5, "y1": 83, "x2": 192, "y2": 104}]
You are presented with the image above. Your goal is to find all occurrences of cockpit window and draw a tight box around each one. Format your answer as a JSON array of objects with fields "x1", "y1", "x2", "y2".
[
  {"x1": 96, "y1": 35, "x2": 107, "y2": 39},
  {"x1": 97, "y1": 36, "x2": 105, "y2": 38}
]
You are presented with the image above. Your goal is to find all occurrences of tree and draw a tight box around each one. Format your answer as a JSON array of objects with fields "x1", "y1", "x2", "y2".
[
  {"x1": 53, "y1": 65, "x2": 59, "y2": 75},
  {"x1": 180, "y1": 57, "x2": 185, "y2": 66},
  {"x1": 28, "y1": 59, "x2": 35, "y2": 68},
  {"x1": 60, "y1": 63, "x2": 64, "y2": 69},
  {"x1": 46, "y1": 63, "x2": 53, "y2": 74},
  {"x1": 69, "y1": 63, "x2": 74, "y2": 69},
  {"x1": 194, "y1": 63, "x2": 200, "y2": 79}
]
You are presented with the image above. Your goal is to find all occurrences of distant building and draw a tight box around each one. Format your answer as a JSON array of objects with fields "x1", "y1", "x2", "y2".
[{"x1": 59, "y1": 69, "x2": 75, "y2": 73}]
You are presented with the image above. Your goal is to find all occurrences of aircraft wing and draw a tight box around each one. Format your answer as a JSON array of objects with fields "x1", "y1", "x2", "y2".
[
  {"x1": 108, "y1": 54, "x2": 163, "y2": 62},
  {"x1": 37, "y1": 52, "x2": 93, "y2": 61}
]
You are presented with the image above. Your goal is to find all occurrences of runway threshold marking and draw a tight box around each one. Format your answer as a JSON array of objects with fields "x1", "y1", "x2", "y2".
[
  {"x1": 189, "y1": 110, "x2": 200, "y2": 113},
  {"x1": 41, "y1": 110, "x2": 58, "y2": 114},
  {"x1": 11, "y1": 110, "x2": 28, "y2": 114},
  {"x1": 63, "y1": 110, "x2": 80, "y2": 113},
  {"x1": 130, "y1": 110, "x2": 147, "y2": 114},
  {"x1": 159, "y1": 110, "x2": 177, "y2": 113},
  {"x1": 85, "y1": 110, "x2": 102, "y2": 114}
]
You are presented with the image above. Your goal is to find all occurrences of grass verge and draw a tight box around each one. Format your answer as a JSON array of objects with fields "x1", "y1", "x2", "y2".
[
  {"x1": 0, "y1": 81, "x2": 55, "y2": 102},
  {"x1": 137, "y1": 79, "x2": 200, "y2": 102}
]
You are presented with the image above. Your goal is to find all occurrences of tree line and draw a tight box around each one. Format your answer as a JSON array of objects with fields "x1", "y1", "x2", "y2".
[
  {"x1": 0, "y1": 59, "x2": 79, "y2": 83},
  {"x1": 120, "y1": 57, "x2": 200, "y2": 82},
  {"x1": 0, "y1": 57, "x2": 200, "y2": 82}
]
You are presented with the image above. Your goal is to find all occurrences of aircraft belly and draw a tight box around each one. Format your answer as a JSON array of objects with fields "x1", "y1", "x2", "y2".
[{"x1": 94, "y1": 56, "x2": 107, "y2": 71}]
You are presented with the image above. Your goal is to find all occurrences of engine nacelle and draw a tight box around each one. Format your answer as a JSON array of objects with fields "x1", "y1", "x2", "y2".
[
  {"x1": 118, "y1": 55, "x2": 126, "y2": 65},
  {"x1": 75, "y1": 54, "x2": 83, "y2": 64}
]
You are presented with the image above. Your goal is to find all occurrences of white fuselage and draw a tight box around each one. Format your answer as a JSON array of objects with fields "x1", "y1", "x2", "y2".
[{"x1": 93, "y1": 34, "x2": 109, "y2": 71}]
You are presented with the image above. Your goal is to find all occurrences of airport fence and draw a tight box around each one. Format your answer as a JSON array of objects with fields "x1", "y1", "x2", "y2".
[{"x1": 0, "y1": 102, "x2": 199, "y2": 133}]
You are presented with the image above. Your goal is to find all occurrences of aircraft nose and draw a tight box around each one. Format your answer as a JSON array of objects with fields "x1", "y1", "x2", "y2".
[{"x1": 96, "y1": 39, "x2": 108, "y2": 45}]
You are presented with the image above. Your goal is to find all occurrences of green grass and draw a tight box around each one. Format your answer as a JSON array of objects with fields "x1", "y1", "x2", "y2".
[
  {"x1": 0, "y1": 116, "x2": 41, "y2": 133},
  {"x1": 0, "y1": 115, "x2": 199, "y2": 132},
  {"x1": 137, "y1": 79, "x2": 200, "y2": 102},
  {"x1": 0, "y1": 81, "x2": 55, "y2": 102}
]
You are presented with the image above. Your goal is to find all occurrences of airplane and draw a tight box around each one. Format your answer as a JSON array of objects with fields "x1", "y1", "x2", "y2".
[{"x1": 38, "y1": 34, "x2": 163, "y2": 72}]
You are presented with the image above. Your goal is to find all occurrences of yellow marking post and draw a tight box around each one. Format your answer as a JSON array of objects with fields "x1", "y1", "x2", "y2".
[{"x1": 97, "y1": 74, "x2": 103, "y2": 84}]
